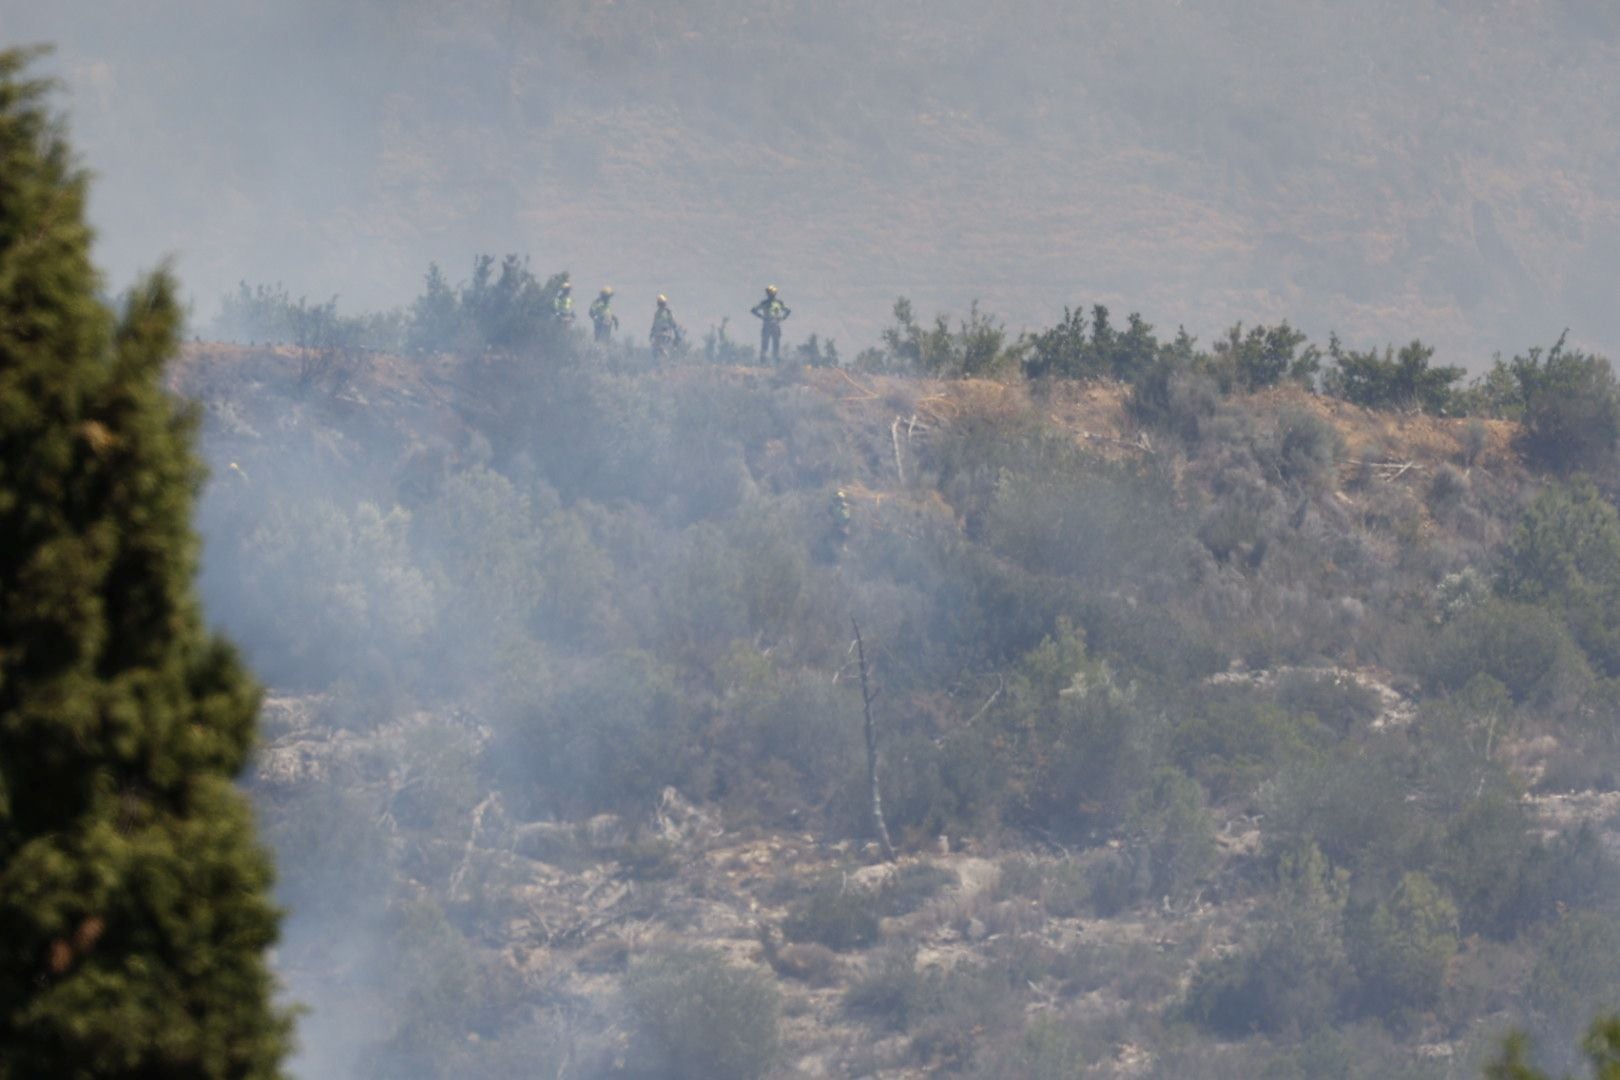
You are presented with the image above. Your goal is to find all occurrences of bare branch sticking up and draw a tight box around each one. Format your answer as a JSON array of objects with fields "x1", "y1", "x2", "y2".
[{"x1": 852, "y1": 619, "x2": 896, "y2": 862}]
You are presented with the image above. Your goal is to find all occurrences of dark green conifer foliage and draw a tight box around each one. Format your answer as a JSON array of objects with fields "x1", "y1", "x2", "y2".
[{"x1": 0, "y1": 49, "x2": 291, "y2": 1078}]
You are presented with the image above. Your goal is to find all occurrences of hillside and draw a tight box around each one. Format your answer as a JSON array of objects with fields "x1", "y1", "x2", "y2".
[{"x1": 167, "y1": 330, "x2": 1620, "y2": 1079}]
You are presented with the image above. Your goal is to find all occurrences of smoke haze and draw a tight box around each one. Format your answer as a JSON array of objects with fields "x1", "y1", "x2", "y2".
[
  {"x1": 17, "y1": 7, "x2": 1620, "y2": 1078},
  {"x1": 10, "y1": 0, "x2": 1620, "y2": 361}
]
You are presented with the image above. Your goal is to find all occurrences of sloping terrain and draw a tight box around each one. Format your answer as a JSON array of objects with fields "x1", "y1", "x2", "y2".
[{"x1": 167, "y1": 339, "x2": 1620, "y2": 1078}]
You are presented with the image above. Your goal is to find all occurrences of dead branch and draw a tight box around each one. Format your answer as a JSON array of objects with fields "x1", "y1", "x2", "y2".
[
  {"x1": 835, "y1": 367, "x2": 880, "y2": 401},
  {"x1": 934, "y1": 672, "x2": 1004, "y2": 747},
  {"x1": 1083, "y1": 431, "x2": 1156, "y2": 455},
  {"x1": 1337, "y1": 458, "x2": 1422, "y2": 481},
  {"x1": 891, "y1": 416, "x2": 908, "y2": 485},
  {"x1": 448, "y1": 792, "x2": 501, "y2": 903},
  {"x1": 852, "y1": 619, "x2": 897, "y2": 862}
]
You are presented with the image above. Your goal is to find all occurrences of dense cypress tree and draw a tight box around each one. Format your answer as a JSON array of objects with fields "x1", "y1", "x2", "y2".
[{"x1": 0, "y1": 48, "x2": 291, "y2": 1077}]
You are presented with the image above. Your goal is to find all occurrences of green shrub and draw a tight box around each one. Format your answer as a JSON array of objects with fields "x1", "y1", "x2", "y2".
[
  {"x1": 1207, "y1": 321, "x2": 1321, "y2": 391},
  {"x1": 1526, "y1": 913, "x2": 1620, "y2": 1071},
  {"x1": 216, "y1": 496, "x2": 436, "y2": 693},
  {"x1": 1424, "y1": 598, "x2": 1590, "y2": 705},
  {"x1": 413, "y1": 466, "x2": 547, "y2": 684},
  {"x1": 1084, "y1": 848, "x2": 1149, "y2": 917},
  {"x1": 1322, "y1": 337, "x2": 1464, "y2": 414},
  {"x1": 989, "y1": 623, "x2": 1167, "y2": 837},
  {"x1": 1527, "y1": 823, "x2": 1620, "y2": 919},
  {"x1": 1496, "y1": 334, "x2": 1620, "y2": 475},
  {"x1": 1128, "y1": 767, "x2": 1218, "y2": 902},
  {"x1": 1022, "y1": 304, "x2": 1160, "y2": 382},
  {"x1": 702, "y1": 318, "x2": 757, "y2": 365},
  {"x1": 492, "y1": 650, "x2": 705, "y2": 819},
  {"x1": 714, "y1": 648, "x2": 862, "y2": 819},
  {"x1": 1263, "y1": 751, "x2": 1427, "y2": 878},
  {"x1": 406, "y1": 256, "x2": 567, "y2": 356},
  {"x1": 1345, "y1": 872, "x2": 1459, "y2": 1018},
  {"x1": 1488, "y1": 1015, "x2": 1620, "y2": 1080},
  {"x1": 1184, "y1": 844, "x2": 1351, "y2": 1036},
  {"x1": 979, "y1": 450, "x2": 1186, "y2": 586},
  {"x1": 1501, "y1": 478, "x2": 1620, "y2": 675},
  {"x1": 847, "y1": 948, "x2": 1020, "y2": 1066},
  {"x1": 625, "y1": 947, "x2": 781, "y2": 1080},
  {"x1": 884, "y1": 862, "x2": 957, "y2": 913},
  {"x1": 1173, "y1": 688, "x2": 1324, "y2": 800},
  {"x1": 1433, "y1": 791, "x2": 1537, "y2": 938},
  {"x1": 877, "y1": 297, "x2": 1018, "y2": 377}
]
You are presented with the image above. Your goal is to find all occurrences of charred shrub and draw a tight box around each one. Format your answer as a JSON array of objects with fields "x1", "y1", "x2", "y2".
[
  {"x1": 1128, "y1": 357, "x2": 1220, "y2": 443},
  {"x1": 783, "y1": 877, "x2": 882, "y2": 951},
  {"x1": 784, "y1": 864, "x2": 955, "y2": 950},
  {"x1": 1275, "y1": 670, "x2": 1382, "y2": 735},
  {"x1": 626, "y1": 947, "x2": 781, "y2": 1080},
  {"x1": 846, "y1": 948, "x2": 1021, "y2": 1067},
  {"x1": 1271, "y1": 407, "x2": 1341, "y2": 488}
]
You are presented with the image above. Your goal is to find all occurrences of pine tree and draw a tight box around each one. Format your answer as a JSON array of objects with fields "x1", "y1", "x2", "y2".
[{"x1": 0, "y1": 48, "x2": 291, "y2": 1078}]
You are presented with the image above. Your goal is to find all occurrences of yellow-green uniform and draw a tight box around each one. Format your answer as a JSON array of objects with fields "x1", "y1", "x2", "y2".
[
  {"x1": 589, "y1": 295, "x2": 616, "y2": 342},
  {"x1": 751, "y1": 293, "x2": 791, "y2": 361}
]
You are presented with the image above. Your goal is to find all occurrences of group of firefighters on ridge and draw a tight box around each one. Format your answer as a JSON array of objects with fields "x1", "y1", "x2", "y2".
[{"x1": 550, "y1": 281, "x2": 793, "y2": 362}]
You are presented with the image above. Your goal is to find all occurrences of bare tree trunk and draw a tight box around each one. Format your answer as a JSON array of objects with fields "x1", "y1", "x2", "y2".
[{"x1": 852, "y1": 619, "x2": 897, "y2": 862}]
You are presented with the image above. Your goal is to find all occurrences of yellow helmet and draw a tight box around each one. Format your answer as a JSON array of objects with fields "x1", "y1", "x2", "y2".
[
  {"x1": 766, "y1": 284, "x2": 778, "y2": 296},
  {"x1": 657, "y1": 294, "x2": 668, "y2": 306},
  {"x1": 560, "y1": 280, "x2": 572, "y2": 292},
  {"x1": 600, "y1": 286, "x2": 613, "y2": 297}
]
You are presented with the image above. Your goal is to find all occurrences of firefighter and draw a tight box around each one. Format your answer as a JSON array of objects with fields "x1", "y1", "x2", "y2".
[
  {"x1": 750, "y1": 284, "x2": 791, "y2": 363},
  {"x1": 589, "y1": 286, "x2": 618, "y2": 343},
  {"x1": 552, "y1": 280, "x2": 575, "y2": 324},
  {"x1": 650, "y1": 295, "x2": 682, "y2": 362},
  {"x1": 829, "y1": 488, "x2": 852, "y2": 542}
]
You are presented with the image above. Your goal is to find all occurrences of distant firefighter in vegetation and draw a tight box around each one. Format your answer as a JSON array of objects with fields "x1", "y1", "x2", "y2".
[
  {"x1": 816, "y1": 486, "x2": 854, "y2": 563},
  {"x1": 552, "y1": 279, "x2": 575, "y2": 324},
  {"x1": 751, "y1": 284, "x2": 791, "y2": 362},
  {"x1": 650, "y1": 294, "x2": 682, "y2": 361},
  {"x1": 829, "y1": 488, "x2": 852, "y2": 542},
  {"x1": 589, "y1": 286, "x2": 617, "y2": 342}
]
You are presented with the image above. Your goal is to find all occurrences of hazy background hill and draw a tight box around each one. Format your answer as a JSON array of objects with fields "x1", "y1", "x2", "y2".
[{"x1": 9, "y1": 0, "x2": 1620, "y2": 361}]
